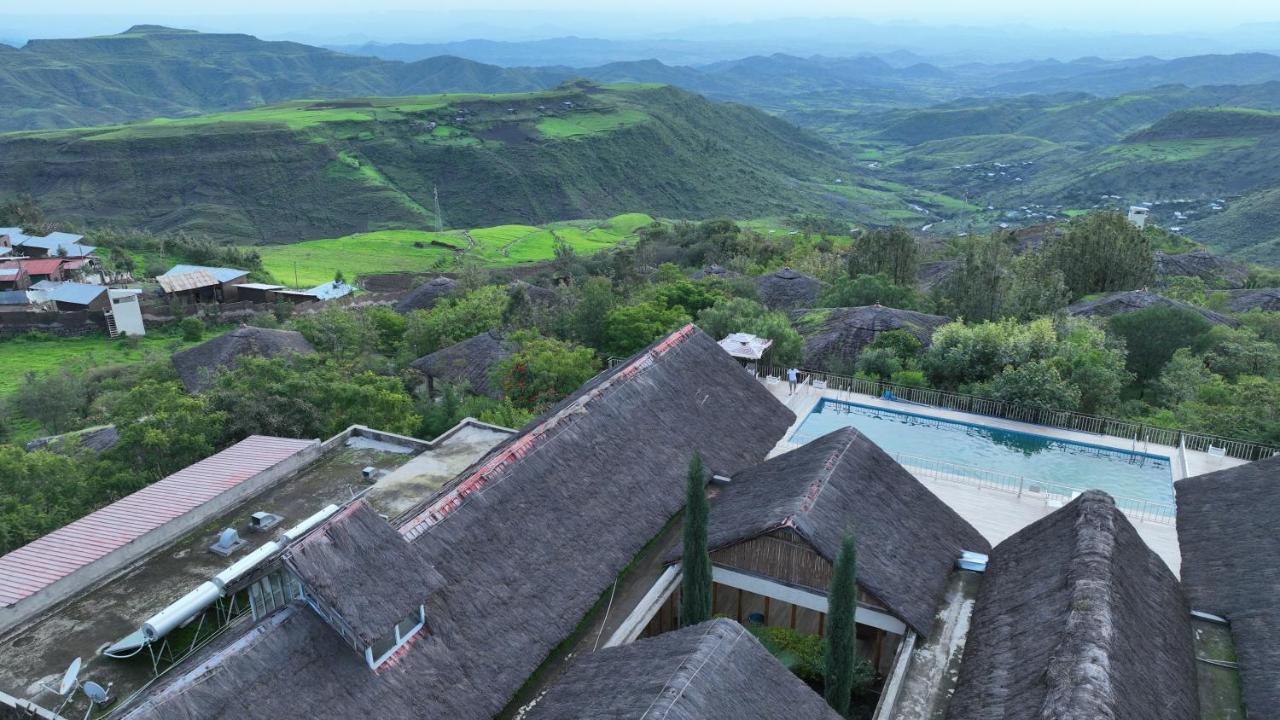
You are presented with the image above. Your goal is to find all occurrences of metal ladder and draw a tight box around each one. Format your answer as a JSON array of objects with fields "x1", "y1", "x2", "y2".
[{"x1": 104, "y1": 310, "x2": 120, "y2": 338}]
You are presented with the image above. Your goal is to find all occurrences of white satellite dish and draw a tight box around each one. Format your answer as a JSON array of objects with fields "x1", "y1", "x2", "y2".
[{"x1": 58, "y1": 657, "x2": 82, "y2": 696}]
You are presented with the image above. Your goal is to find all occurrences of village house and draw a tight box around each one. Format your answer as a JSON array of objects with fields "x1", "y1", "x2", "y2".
[
  {"x1": 0, "y1": 266, "x2": 28, "y2": 290},
  {"x1": 410, "y1": 329, "x2": 514, "y2": 398},
  {"x1": 0, "y1": 257, "x2": 67, "y2": 284},
  {"x1": 37, "y1": 282, "x2": 110, "y2": 312},
  {"x1": 157, "y1": 264, "x2": 250, "y2": 304},
  {"x1": 11, "y1": 231, "x2": 96, "y2": 259}
]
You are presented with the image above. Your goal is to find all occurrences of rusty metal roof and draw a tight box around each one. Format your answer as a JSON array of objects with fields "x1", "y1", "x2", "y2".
[
  {"x1": 0, "y1": 435, "x2": 316, "y2": 608},
  {"x1": 157, "y1": 270, "x2": 219, "y2": 294}
]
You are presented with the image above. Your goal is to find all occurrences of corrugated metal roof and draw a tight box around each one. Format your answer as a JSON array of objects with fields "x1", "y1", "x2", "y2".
[
  {"x1": 46, "y1": 282, "x2": 107, "y2": 306},
  {"x1": 0, "y1": 435, "x2": 316, "y2": 608},
  {"x1": 306, "y1": 280, "x2": 355, "y2": 301},
  {"x1": 0, "y1": 258, "x2": 65, "y2": 276},
  {"x1": 157, "y1": 270, "x2": 219, "y2": 293},
  {"x1": 0, "y1": 290, "x2": 37, "y2": 306},
  {"x1": 14, "y1": 232, "x2": 96, "y2": 257},
  {"x1": 161, "y1": 265, "x2": 249, "y2": 284},
  {"x1": 237, "y1": 283, "x2": 284, "y2": 291}
]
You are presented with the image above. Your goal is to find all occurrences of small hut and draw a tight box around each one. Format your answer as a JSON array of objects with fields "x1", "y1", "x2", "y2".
[
  {"x1": 171, "y1": 326, "x2": 316, "y2": 393},
  {"x1": 1067, "y1": 289, "x2": 1238, "y2": 327},
  {"x1": 395, "y1": 276, "x2": 459, "y2": 314},
  {"x1": 1176, "y1": 456, "x2": 1280, "y2": 717},
  {"x1": 794, "y1": 304, "x2": 950, "y2": 373},
  {"x1": 1225, "y1": 287, "x2": 1280, "y2": 313},
  {"x1": 947, "y1": 491, "x2": 1198, "y2": 720},
  {"x1": 409, "y1": 330, "x2": 514, "y2": 398},
  {"x1": 755, "y1": 267, "x2": 822, "y2": 310},
  {"x1": 526, "y1": 619, "x2": 842, "y2": 720}
]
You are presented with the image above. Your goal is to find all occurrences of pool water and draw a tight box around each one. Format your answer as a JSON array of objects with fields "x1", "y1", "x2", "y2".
[{"x1": 792, "y1": 399, "x2": 1174, "y2": 504}]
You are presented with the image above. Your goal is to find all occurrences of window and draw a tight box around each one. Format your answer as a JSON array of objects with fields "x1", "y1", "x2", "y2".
[{"x1": 365, "y1": 605, "x2": 426, "y2": 669}]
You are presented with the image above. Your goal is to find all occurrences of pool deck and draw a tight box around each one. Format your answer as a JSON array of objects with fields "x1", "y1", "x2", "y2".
[{"x1": 761, "y1": 381, "x2": 1249, "y2": 577}]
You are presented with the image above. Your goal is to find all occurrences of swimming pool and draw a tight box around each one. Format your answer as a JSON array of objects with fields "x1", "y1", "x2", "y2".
[{"x1": 792, "y1": 399, "x2": 1174, "y2": 504}]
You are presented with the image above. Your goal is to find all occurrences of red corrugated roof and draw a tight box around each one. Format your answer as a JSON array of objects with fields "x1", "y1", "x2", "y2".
[
  {"x1": 0, "y1": 435, "x2": 316, "y2": 608},
  {"x1": 0, "y1": 258, "x2": 66, "y2": 275}
]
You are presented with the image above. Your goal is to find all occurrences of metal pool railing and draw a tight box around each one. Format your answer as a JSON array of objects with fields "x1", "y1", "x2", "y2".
[
  {"x1": 758, "y1": 364, "x2": 1279, "y2": 462},
  {"x1": 894, "y1": 452, "x2": 1177, "y2": 525}
]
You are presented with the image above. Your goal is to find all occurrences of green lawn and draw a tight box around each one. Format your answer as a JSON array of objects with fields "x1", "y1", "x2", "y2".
[
  {"x1": 257, "y1": 214, "x2": 654, "y2": 286},
  {"x1": 536, "y1": 109, "x2": 650, "y2": 138}
]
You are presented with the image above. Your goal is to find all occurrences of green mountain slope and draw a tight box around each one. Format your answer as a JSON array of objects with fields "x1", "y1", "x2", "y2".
[
  {"x1": 1125, "y1": 108, "x2": 1280, "y2": 141},
  {"x1": 0, "y1": 83, "x2": 880, "y2": 242},
  {"x1": 1187, "y1": 187, "x2": 1280, "y2": 263}
]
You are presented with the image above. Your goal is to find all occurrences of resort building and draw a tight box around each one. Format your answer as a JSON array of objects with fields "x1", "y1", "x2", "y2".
[{"x1": 410, "y1": 329, "x2": 513, "y2": 398}]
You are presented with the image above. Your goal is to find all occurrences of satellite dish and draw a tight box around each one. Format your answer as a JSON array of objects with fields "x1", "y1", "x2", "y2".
[
  {"x1": 82, "y1": 681, "x2": 110, "y2": 704},
  {"x1": 58, "y1": 657, "x2": 82, "y2": 696}
]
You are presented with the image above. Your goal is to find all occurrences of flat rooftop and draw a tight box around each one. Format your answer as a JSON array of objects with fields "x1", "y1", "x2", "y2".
[{"x1": 0, "y1": 423, "x2": 509, "y2": 718}]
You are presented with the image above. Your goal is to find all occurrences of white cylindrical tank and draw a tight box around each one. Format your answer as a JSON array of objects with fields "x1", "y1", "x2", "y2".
[
  {"x1": 143, "y1": 581, "x2": 222, "y2": 640},
  {"x1": 212, "y1": 541, "x2": 282, "y2": 590},
  {"x1": 277, "y1": 504, "x2": 340, "y2": 543}
]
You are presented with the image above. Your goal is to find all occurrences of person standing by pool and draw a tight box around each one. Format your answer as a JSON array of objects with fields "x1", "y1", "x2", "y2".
[{"x1": 787, "y1": 367, "x2": 798, "y2": 394}]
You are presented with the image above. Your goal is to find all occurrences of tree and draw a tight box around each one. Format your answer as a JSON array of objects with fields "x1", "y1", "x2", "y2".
[
  {"x1": 653, "y1": 280, "x2": 723, "y2": 316},
  {"x1": 981, "y1": 360, "x2": 1083, "y2": 411},
  {"x1": 848, "y1": 227, "x2": 918, "y2": 286},
  {"x1": 1108, "y1": 306, "x2": 1214, "y2": 387},
  {"x1": 680, "y1": 453, "x2": 712, "y2": 627},
  {"x1": 934, "y1": 232, "x2": 1013, "y2": 321},
  {"x1": 401, "y1": 286, "x2": 509, "y2": 357},
  {"x1": 854, "y1": 348, "x2": 902, "y2": 380},
  {"x1": 569, "y1": 277, "x2": 617, "y2": 351},
  {"x1": 179, "y1": 317, "x2": 204, "y2": 342},
  {"x1": 1005, "y1": 251, "x2": 1070, "y2": 320},
  {"x1": 824, "y1": 532, "x2": 858, "y2": 717},
  {"x1": 1043, "y1": 212, "x2": 1155, "y2": 299},
  {"x1": 11, "y1": 370, "x2": 88, "y2": 434},
  {"x1": 603, "y1": 302, "x2": 690, "y2": 358},
  {"x1": 821, "y1": 273, "x2": 923, "y2": 310},
  {"x1": 492, "y1": 332, "x2": 600, "y2": 410},
  {"x1": 695, "y1": 298, "x2": 802, "y2": 367},
  {"x1": 107, "y1": 380, "x2": 228, "y2": 481}
]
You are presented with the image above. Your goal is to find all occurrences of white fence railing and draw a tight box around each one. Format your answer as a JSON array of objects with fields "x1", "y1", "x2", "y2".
[
  {"x1": 894, "y1": 452, "x2": 1177, "y2": 525},
  {"x1": 759, "y1": 364, "x2": 1278, "y2": 462}
]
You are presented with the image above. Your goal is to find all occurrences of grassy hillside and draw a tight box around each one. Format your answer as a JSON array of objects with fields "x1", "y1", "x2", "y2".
[
  {"x1": 1187, "y1": 187, "x2": 1280, "y2": 263},
  {"x1": 259, "y1": 213, "x2": 654, "y2": 285},
  {"x1": 0, "y1": 83, "x2": 928, "y2": 241},
  {"x1": 1126, "y1": 108, "x2": 1280, "y2": 142}
]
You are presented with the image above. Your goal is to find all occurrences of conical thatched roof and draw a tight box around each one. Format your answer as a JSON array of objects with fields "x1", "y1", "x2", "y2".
[
  {"x1": 119, "y1": 326, "x2": 795, "y2": 720},
  {"x1": 394, "y1": 276, "x2": 459, "y2": 314},
  {"x1": 170, "y1": 326, "x2": 315, "y2": 393},
  {"x1": 1155, "y1": 250, "x2": 1248, "y2": 288},
  {"x1": 793, "y1": 304, "x2": 950, "y2": 373},
  {"x1": 1176, "y1": 456, "x2": 1280, "y2": 717},
  {"x1": 409, "y1": 330, "x2": 513, "y2": 399},
  {"x1": 947, "y1": 491, "x2": 1198, "y2": 720},
  {"x1": 24, "y1": 425, "x2": 119, "y2": 455},
  {"x1": 284, "y1": 501, "x2": 444, "y2": 646},
  {"x1": 1224, "y1": 287, "x2": 1280, "y2": 313},
  {"x1": 1067, "y1": 289, "x2": 1238, "y2": 327},
  {"x1": 507, "y1": 280, "x2": 562, "y2": 307},
  {"x1": 525, "y1": 619, "x2": 842, "y2": 720},
  {"x1": 693, "y1": 427, "x2": 988, "y2": 636},
  {"x1": 755, "y1": 267, "x2": 822, "y2": 310}
]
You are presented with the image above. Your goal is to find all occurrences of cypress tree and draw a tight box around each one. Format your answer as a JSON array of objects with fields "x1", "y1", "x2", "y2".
[
  {"x1": 824, "y1": 531, "x2": 858, "y2": 717},
  {"x1": 679, "y1": 452, "x2": 712, "y2": 626}
]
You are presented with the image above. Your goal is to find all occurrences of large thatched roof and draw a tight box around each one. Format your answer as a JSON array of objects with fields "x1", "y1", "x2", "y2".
[
  {"x1": 170, "y1": 326, "x2": 315, "y2": 393},
  {"x1": 525, "y1": 619, "x2": 842, "y2": 720},
  {"x1": 946, "y1": 491, "x2": 1198, "y2": 720},
  {"x1": 1176, "y1": 456, "x2": 1280, "y2": 717},
  {"x1": 24, "y1": 424, "x2": 119, "y2": 455},
  {"x1": 409, "y1": 330, "x2": 513, "y2": 398},
  {"x1": 1224, "y1": 287, "x2": 1280, "y2": 313},
  {"x1": 794, "y1": 304, "x2": 950, "y2": 373},
  {"x1": 1066, "y1": 289, "x2": 1238, "y2": 327},
  {"x1": 1156, "y1": 250, "x2": 1248, "y2": 288},
  {"x1": 694, "y1": 427, "x2": 988, "y2": 636},
  {"x1": 284, "y1": 501, "x2": 444, "y2": 646},
  {"x1": 120, "y1": 326, "x2": 795, "y2": 720},
  {"x1": 394, "y1": 276, "x2": 459, "y2": 313},
  {"x1": 756, "y1": 267, "x2": 822, "y2": 310}
]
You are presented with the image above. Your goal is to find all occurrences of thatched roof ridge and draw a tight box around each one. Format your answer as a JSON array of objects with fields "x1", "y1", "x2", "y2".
[
  {"x1": 1155, "y1": 250, "x2": 1248, "y2": 288},
  {"x1": 170, "y1": 326, "x2": 315, "y2": 393},
  {"x1": 690, "y1": 264, "x2": 740, "y2": 280},
  {"x1": 120, "y1": 326, "x2": 795, "y2": 720},
  {"x1": 283, "y1": 501, "x2": 444, "y2": 646},
  {"x1": 1066, "y1": 289, "x2": 1238, "y2": 327},
  {"x1": 1175, "y1": 456, "x2": 1280, "y2": 716},
  {"x1": 696, "y1": 427, "x2": 988, "y2": 636},
  {"x1": 394, "y1": 276, "x2": 459, "y2": 313},
  {"x1": 1224, "y1": 287, "x2": 1280, "y2": 313},
  {"x1": 525, "y1": 619, "x2": 842, "y2": 720},
  {"x1": 946, "y1": 491, "x2": 1198, "y2": 720},
  {"x1": 756, "y1": 267, "x2": 822, "y2": 310},
  {"x1": 409, "y1": 330, "x2": 513, "y2": 398},
  {"x1": 24, "y1": 424, "x2": 119, "y2": 454},
  {"x1": 793, "y1": 304, "x2": 950, "y2": 373}
]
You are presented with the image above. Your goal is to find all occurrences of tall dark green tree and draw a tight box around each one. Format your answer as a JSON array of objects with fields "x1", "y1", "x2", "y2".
[
  {"x1": 680, "y1": 452, "x2": 712, "y2": 627},
  {"x1": 824, "y1": 531, "x2": 858, "y2": 717},
  {"x1": 848, "y1": 227, "x2": 918, "y2": 286}
]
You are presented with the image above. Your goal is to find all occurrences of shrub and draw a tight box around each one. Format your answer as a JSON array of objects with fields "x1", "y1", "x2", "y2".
[{"x1": 179, "y1": 317, "x2": 204, "y2": 342}]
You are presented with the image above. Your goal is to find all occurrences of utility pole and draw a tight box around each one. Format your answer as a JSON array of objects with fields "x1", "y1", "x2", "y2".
[
  {"x1": 433, "y1": 185, "x2": 444, "y2": 233},
  {"x1": 294, "y1": 261, "x2": 299, "y2": 289}
]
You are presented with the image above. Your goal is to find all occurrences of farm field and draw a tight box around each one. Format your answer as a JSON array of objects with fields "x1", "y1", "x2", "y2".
[{"x1": 257, "y1": 213, "x2": 655, "y2": 286}]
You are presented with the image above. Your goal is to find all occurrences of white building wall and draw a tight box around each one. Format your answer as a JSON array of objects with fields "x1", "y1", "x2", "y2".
[{"x1": 108, "y1": 290, "x2": 146, "y2": 336}]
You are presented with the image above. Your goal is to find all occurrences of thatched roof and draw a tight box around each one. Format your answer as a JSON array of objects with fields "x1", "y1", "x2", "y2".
[
  {"x1": 410, "y1": 330, "x2": 513, "y2": 399},
  {"x1": 691, "y1": 264, "x2": 740, "y2": 280},
  {"x1": 507, "y1": 280, "x2": 562, "y2": 307},
  {"x1": 695, "y1": 427, "x2": 988, "y2": 636},
  {"x1": 394, "y1": 276, "x2": 459, "y2": 313},
  {"x1": 756, "y1": 267, "x2": 822, "y2": 310},
  {"x1": 793, "y1": 304, "x2": 950, "y2": 373},
  {"x1": 1176, "y1": 456, "x2": 1280, "y2": 717},
  {"x1": 24, "y1": 424, "x2": 119, "y2": 454},
  {"x1": 120, "y1": 326, "x2": 795, "y2": 720},
  {"x1": 284, "y1": 501, "x2": 444, "y2": 646},
  {"x1": 1155, "y1": 250, "x2": 1248, "y2": 289},
  {"x1": 170, "y1": 326, "x2": 316, "y2": 393},
  {"x1": 1067, "y1": 289, "x2": 1238, "y2": 327},
  {"x1": 525, "y1": 619, "x2": 842, "y2": 720},
  {"x1": 946, "y1": 491, "x2": 1198, "y2": 720},
  {"x1": 917, "y1": 260, "x2": 959, "y2": 292},
  {"x1": 1224, "y1": 287, "x2": 1280, "y2": 313}
]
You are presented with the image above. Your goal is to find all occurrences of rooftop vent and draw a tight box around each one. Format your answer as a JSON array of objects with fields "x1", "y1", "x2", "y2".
[
  {"x1": 957, "y1": 550, "x2": 989, "y2": 573},
  {"x1": 209, "y1": 527, "x2": 246, "y2": 557},
  {"x1": 248, "y1": 511, "x2": 284, "y2": 533},
  {"x1": 362, "y1": 466, "x2": 380, "y2": 482}
]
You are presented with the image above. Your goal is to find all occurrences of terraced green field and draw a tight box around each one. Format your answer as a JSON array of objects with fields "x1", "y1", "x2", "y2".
[{"x1": 257, "y1": 213, "x2": 654, "y2": 286}]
